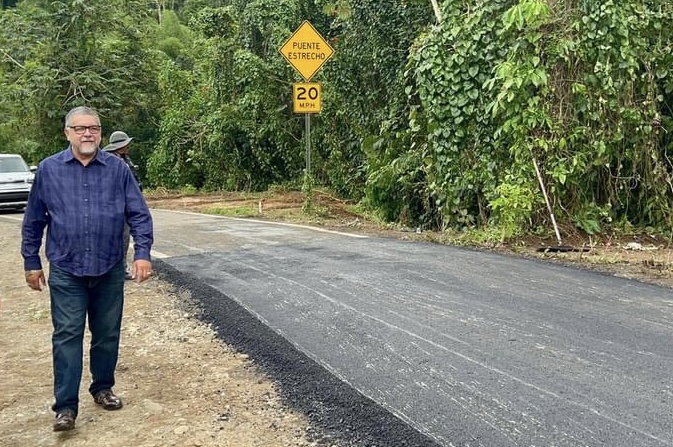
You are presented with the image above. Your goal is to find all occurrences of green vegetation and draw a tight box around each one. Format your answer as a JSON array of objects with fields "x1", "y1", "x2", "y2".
[
  {"x1": 1, "y1": 0, "x2": 672, "y2": 241},
  {"x1": 206, "y1": 206, "x2": 259, "y2": 217}
]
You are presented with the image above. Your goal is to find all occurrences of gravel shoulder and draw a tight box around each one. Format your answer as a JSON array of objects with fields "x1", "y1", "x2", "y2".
[{"x1": 0, "y1": 217, "x2": 313, "y2": 447}]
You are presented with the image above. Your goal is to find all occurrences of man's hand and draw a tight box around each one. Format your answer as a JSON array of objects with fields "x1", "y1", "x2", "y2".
[
  {"x1": 131, "y1": 259, "x2": 152, "y2": 283},
  {"x1": 25, "y1": 270, "x2": 46, "y2": 291}
]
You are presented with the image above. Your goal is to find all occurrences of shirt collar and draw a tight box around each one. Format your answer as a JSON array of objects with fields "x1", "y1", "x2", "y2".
[{"x1": 63, "y1": 146, "x2": 108, "y2": 165}]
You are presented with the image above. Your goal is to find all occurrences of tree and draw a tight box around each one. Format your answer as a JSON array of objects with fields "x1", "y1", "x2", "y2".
[{"x1": 0, "y1": 0, "x2": 161, "y2": 168}]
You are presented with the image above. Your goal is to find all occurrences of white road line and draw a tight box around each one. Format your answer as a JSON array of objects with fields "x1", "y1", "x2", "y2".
[
  {"x1": 151, "y1": 208, "x2": 369, "y2": 239},
  {"x1": 151, "y1": 250, "x2": 169, "y2": 259}
]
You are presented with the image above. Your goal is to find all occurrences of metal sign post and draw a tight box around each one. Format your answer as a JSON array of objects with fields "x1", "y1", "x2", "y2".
[{"x1": 305, "y1": 113, "x2": 311, "y2": 176}]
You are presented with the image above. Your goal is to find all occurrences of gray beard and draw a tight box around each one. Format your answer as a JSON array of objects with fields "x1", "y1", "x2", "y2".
[{"x1": 79, "y1": 145, "x2": 97, "y2": 155}]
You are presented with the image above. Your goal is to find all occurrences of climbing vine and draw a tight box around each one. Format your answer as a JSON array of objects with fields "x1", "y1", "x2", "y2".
[{"x1": 406, "y1": 0, "x2": 673, "y2": 236}]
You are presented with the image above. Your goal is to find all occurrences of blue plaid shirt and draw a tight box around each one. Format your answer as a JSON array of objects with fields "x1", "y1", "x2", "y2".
[{"x1": 21, "y1": 147, "x2": 153, "y2": 277}]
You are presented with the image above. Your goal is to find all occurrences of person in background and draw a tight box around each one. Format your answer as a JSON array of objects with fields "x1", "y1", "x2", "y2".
[
  {"x1": 21, "y1": 106, "x2": 154, "y2": 432},
  {"x1": 103, "y1": 130, "x2": 142, "y2": 280}
]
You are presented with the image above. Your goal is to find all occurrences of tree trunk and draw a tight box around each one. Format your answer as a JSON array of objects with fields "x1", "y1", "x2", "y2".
[{"x1": 429, "y1": 0, "x2": 442, "y2": 23}]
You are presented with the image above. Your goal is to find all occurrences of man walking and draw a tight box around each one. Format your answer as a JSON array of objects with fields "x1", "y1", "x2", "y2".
[{"x1": 21, "y1": 106, "x2": 154, "y2": 431}]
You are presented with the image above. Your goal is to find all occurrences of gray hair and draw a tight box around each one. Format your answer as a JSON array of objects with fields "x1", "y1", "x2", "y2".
[{"x1": 64, "y1": 106, "x2": 100, "y2": 127}]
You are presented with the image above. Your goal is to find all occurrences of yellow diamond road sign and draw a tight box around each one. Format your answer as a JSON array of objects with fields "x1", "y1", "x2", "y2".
[{"x1": 280, "y1": 21, "x2": 334, "y2": 81}]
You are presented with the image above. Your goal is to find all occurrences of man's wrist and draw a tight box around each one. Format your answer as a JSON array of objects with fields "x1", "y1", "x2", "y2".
[{"x1": 25, "y1": 269, "x2": 43, "y2": 277}]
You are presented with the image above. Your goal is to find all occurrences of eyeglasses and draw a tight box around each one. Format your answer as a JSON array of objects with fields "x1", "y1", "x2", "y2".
[{"x1": 67, "y1": 125, "x2": 102, "y2": 135}]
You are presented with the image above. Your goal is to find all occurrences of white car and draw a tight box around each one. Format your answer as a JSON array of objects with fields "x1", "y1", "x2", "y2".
[{"x1": 0, "y1": 154, "x2": 36, "y2": 211}]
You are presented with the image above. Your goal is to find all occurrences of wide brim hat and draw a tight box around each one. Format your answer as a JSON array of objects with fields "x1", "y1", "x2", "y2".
[{"x1": 103, "y1": 130, "x2": 134, "y2": 152}]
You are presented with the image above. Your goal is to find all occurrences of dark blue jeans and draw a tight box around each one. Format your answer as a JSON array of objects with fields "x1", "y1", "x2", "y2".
[{"x1": 48, "y1": 262, "x2": 125, "y2": 415}]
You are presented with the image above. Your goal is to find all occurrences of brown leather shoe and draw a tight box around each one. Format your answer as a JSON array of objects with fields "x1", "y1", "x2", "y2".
[
  {"x1": 53, "y1": 409, "x2": 76, "y2": 431},
  {"x1": 93, "y1": 389, "x2": 123, "y2": 410}
]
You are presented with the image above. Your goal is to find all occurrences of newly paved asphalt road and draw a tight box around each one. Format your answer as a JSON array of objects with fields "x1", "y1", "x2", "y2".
[
  {"x1": 148, "y1": 209, "x2": 673, "y2": 447},
  {"x1": 5, "y1": 209, "x2": 673, "y2": 446}
]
